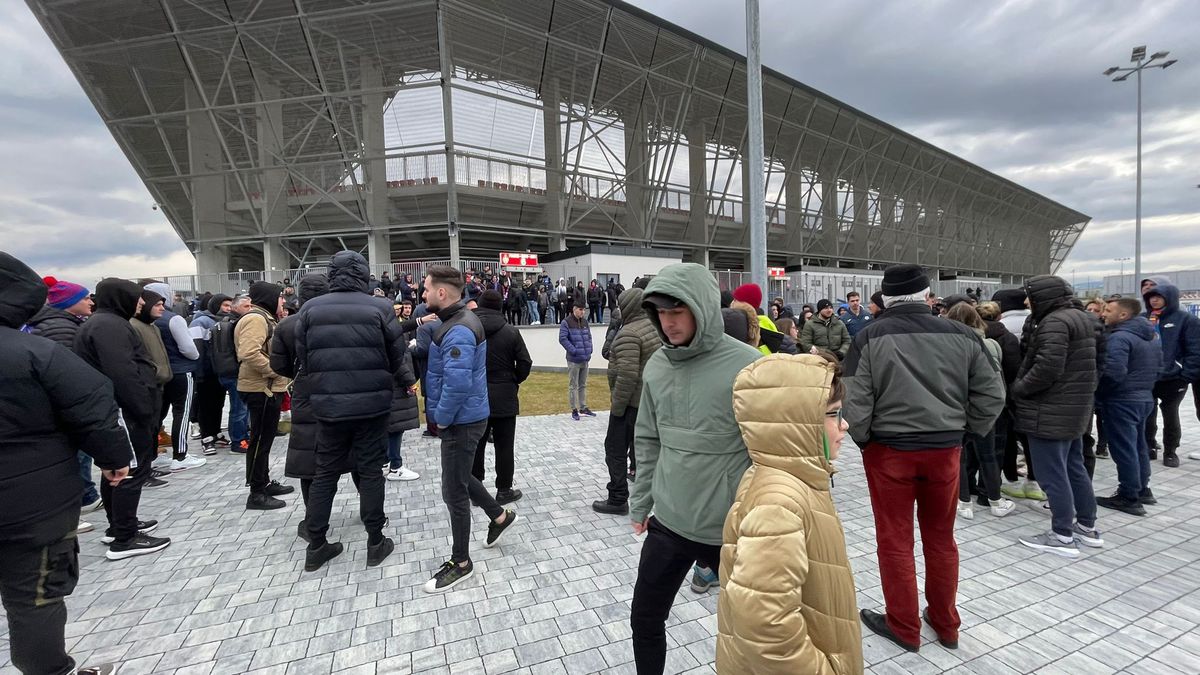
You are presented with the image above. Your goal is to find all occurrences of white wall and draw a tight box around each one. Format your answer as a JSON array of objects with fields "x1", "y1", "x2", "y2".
[
  {"x1": 516, "y1": 324, "x2": 611, "y2": 371},
  {"x1": 589, "y1": 252, "x2": 680, "y2": 287}
]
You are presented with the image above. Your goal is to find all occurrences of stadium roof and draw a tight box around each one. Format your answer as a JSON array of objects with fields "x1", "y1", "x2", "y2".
[{"x1": 28, "y1": 0, "x2": 1089, "y2": 275}]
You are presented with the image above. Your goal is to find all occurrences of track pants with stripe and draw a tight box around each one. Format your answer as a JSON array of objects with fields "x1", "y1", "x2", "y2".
[{"x1": 159, "y1": 372, "x2": 194, "y2": 460}]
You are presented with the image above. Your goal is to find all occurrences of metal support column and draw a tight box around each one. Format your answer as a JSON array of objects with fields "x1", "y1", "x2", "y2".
[
  {"x1": 687, "y1": 124, "x2": 708, "y2": 262},
  {"x1": 362, "y1": 58, "x2": 390, "y2": 264},
  {"x1": 437, "y1": 3, "x2": 461, "y2": 268},
  {"x1": 783, "y1": 167, "x2": 804, "y2": 259},
  {"x1": 543, "y1": 78, "x2": 566, "y2": 251},
  {"x1": 745, "y1": 0, "x2": 768, "y2": 294},
  {"x1": 624, "y1": 115, "x2": 648, "y2": 240},
  {"x1": 257, "y1": 81, "x2": 289, "y2": 270},
  {"x1": 186, "y1": 80, "x2": 229, "y2": 276}
]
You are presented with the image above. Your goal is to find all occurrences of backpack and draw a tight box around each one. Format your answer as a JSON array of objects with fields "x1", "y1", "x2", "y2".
[{"x1": 209, "y1": 316, "x2": 242, "y2": 379}]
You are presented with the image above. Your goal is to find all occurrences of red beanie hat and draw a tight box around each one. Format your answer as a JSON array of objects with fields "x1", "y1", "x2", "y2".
[
  {"x1": 732, "y1": 283, "x2": 763, "y2": 310},
  {"x1": 44, "y1": 276, "x2": 90, "y2": 310}
]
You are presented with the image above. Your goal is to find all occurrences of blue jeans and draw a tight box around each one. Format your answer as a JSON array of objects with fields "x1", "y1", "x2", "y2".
[
  {"x1": 527, "y1": 300, "x2": 539, "y2": 324},
  {"x1": 1099, "y1": 400, "x2": 1154, "y2": 501},
  {"x1": 219, "y1": 375, "x2": 248, "y2": 443},
  {"x1": 78, "y1": 451, "x2": 99, "y2": 506},
  {"x1": 387, "y1": 432, "x2": 404, "y2": 470},
  {"x1": 1028, "y1": 436, "x2": 1097, "y2": 536}
]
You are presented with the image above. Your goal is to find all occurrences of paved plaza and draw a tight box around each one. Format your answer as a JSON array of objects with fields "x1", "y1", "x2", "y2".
[{"x1": 3, "y1": 399, "x2": 1200, "y2": 675}]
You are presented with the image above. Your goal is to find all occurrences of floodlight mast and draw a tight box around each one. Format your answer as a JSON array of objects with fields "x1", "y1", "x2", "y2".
[
  {"x1": 746, "y1": 0, "x2": 768, "y2": 296},
  {"x1": 1102, "y1": 46, "x2": 1176, "y2": 285}
]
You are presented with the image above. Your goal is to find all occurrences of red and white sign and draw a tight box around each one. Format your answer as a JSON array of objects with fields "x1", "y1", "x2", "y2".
[
  {"x1": 768, "y1": 267, "x2": 788, "y2": 278},
  {"x1": 500, "y1": 251, "x2": 540, "y2": 272}
]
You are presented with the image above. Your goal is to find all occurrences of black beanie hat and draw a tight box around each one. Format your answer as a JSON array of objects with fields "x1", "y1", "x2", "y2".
[
  {"x1": 992, "y1": 288, "x2": 1028, "y2": 314},
  {"x1": 248, "y1": 280, "x2": 282, "y2": 312},
  {"x1": 881, "y1": 264, "x2": 929, "y2": 296},
  {"x1": 870, "y1": 291, "x2": 885, "y2": 309},
  {"x1": 943, "y1": 294, "x2": 974, "y2": 311},
  {"x1": 816, "y1": 299, "x2": 833, "y2": 312},
  {"x1": 479, "y1": 289, "x2": 503, "y2": 311}
]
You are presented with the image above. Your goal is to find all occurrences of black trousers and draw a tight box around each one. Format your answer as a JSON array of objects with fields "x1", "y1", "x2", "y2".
[
  {"x1": 0, "y1": 509, "x2": 80, "y2": 675},
  {"x1": 472, "y1": 416, "x2": 517, "y2": 491},
  {"x1": 103, "y1": 417, "x2": 154, "y2": 542},
  {"x1": 631, "y1": 517, "x2": 721, "y2": 675},
  {"x1": 242, "y1": 392, "x2": 281, "y2": 494},
  {"x1": 999, "y1": 409, "x2": 1036, "y2": 483},
  {"x1": 603, "y1": 407, "x2": 639, "y2": 504},
  {"x1": 158, "y1": 372, "x2": 194, "y2": 460},
  {"x1": 194, "y1": 375, "x2": 227, "y2": 440},
  {"x1": 1147, "y1": 378, "x2": 1189, "y2": 452},
  {"x1": 441, "y1": 421, "x2": 503, "y2": 563},
  {"x1": 305, "y1": 415, "x2": 388, "y2": 547}
]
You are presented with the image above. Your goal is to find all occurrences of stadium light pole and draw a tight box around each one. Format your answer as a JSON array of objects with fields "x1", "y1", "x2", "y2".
[
  {"x1": 746, "y1": 0, "x2": 768, "y2": 294},
  {"x1": 1104, "y1": 46, "x2": 1177, "y2": 287},
  {"x1": 1114, "y1": 256, "x2": 1130, "y2": 294}
]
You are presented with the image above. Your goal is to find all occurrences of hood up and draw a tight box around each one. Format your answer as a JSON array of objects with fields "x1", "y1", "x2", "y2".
[
  {"x1": 992, "y1": 288, "x2": 1028, "y2": 314},
  {"x1": 144, "y1": 281, "x2": 172, "y2": 303},
  {"x1": 136, "y1": 289, "x2": 164, "y2": 324},
  {"x1": 1025, "y1": 275, "x2": 1074, "y2": 321},
  {"x1": 297, "y1": 273, "x2": 330, "y2": 305},
  {"x1": 0, "y1": 251, "x2": 47, "y2": 328},
  {"x1": 94, "y1": 278, "x2": 142, "y2": 320},
  {"x1": 1143, "y1": 282, "x2": 1181, "y2": 314},
  {"x1": 617, "y1": 287, "x2": 646, "y2": 322},
  {"x1": 642, "y1": 263, "x2": 724, "y2": 362},
  {"x1": 328, "y1": 250, "x2": 370, "y2": 293},
  {"x1": 732, "y1": 354, "x2": 836, "y2": 489},
  {"x1": 206, "y1": 293, "x2": 232, "y2": 315}
]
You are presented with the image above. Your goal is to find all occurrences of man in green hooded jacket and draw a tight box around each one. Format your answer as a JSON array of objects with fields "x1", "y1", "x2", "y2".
[{"x1": 628, "y1": 263, "x2": 761, "y2": 673}]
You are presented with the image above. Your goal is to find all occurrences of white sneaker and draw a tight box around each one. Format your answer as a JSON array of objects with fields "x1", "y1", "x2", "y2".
[
  {"x1": 387, "y1": 467, "x2": 420, "y2": 481},
  {"x1": 989, "y1": 498, "x2": 1017, "y2": 517},
  {"x1": 189, "y1": 423, "x2": 201, "y2": 439},
  {"x1": 77, "y1": 520, "x2": 94, "y2": 533},
  {"x1": 170, "y1": 455, "x2": 207, "y2": 472},
  {"x1": 152, "y1": 453, "x2": 173, "y2": 469},
  {"x1": 1189, "y1": 451, "x2": 1200, "y2": 461},
  {"x1": 957, "y1": 502, "x2": 974, "y2": 520},
  {"x1": 81, "y1": 498, "x2": 104, "y2": 514}
]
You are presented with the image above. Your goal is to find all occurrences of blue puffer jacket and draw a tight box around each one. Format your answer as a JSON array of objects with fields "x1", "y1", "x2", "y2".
[
  {"x1": 1143, "y1": 283, "x2": 1200, "y2": 382},
  {"x1": 1097, "y1": 316, "x2": 1162, "y2": 402},
  {"x1": 425, "y1": 301, "x2": 490, "y2": 426},
  {"x1": 559, "y1": 314, "x2": 593, "y2": 363}
]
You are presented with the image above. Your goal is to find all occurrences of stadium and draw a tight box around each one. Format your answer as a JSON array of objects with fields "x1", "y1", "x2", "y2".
[{"x1": 28, "y1": 0, "x2": 1089, "y2": 300}]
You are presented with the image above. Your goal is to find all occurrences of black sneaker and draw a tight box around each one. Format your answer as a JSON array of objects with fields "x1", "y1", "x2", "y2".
[
  {"x1": 1163, "y1": 450, "x2": 1180, "y2": 468},
  {"x1": 145, "y1": 477, "x2": 169, "y2": 488},
  {"x1": 484, "y1": 509, "x2": 518, "y2": 548},
  {"x1": 100, "y1": 520, "x2": 159, "y2": 544},
  {"x1": 304, "y1": 542, "x2": 343, "y2": 572},
  {"x1": 580, "y1": 408, "x2": 597, "y2": 417},
  {"x1": 1149, "y1": 448, "x2": 1158, "y2": 460},
  {"x1": 150, "y1": 468, "x2": 171, "y2": 479},
  {"x1": 297, "y1": 520, "x2": 312, "y2": 543},
  {"x1": 1139, "y1": 488, "x2": 1157, "y2": 505},
  {"x1": 246, "y1": 493, "x2": 286, "y2": 510},
  {"x1": 265, "y1": 480, "x2": 294, "y2": 496},
  {"x1": 1096, "y1": 446, "x2": 1109, "y2": 458},
  {"x1": 423, "y1": 559, "x2": 474, "y2": 593},
  {"x1": 106, "y1": 533, "x2": 171, "y2": 560},
  {"x1": 1097, "y1": 493, "x2": 1146, "y2": 516},
  {"x1": 201, "y1": 438, "x2": 218, "y2": 456},
  {"x1": 921, "y1": 607, "x2": 958, "y2": 649},
  {"x1": 367, "y1": 537, "x2": 395, "y2": 567},
  {"x1": 860, "y1": 609, "x2": 919, "y2": 653},
  {"x1": 214, "y1": 434, "x2": 231, "y2": 448},
  {"x1": 592, "y1": 499, "x2": 628, "y2": 515},
  {"x1": 496, "y1": 489, "x2": 523, "y2": 505}
]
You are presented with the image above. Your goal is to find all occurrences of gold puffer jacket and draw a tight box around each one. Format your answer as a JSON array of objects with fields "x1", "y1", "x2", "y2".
[{"x1": 716, "y1": 354, "x2": 863, "y2": 675}]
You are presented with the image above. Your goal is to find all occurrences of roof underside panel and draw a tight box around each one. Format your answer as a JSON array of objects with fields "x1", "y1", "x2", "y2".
[{"x1": 29, "y1": 0, "x2": 1088, "y2": 274}]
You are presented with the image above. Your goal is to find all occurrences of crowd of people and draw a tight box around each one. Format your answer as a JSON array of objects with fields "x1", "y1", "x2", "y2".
[{"x1": 3, "y1": 245, "x2": 1199, "y2": 674}]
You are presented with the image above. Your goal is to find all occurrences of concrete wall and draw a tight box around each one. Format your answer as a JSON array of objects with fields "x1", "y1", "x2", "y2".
[
  {"x1": 588, "y1": 252, "x2": 680, "y2": 287},
  {"x1": 516, "y1": 323, "x2": 611, "y2": 371}
]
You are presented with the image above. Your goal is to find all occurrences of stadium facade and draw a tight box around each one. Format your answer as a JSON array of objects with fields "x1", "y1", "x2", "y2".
[{"x1": 29, "y1": 0, "x2": 1088, "y2": 287}]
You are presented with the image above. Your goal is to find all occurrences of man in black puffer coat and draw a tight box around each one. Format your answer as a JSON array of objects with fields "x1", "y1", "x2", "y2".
[
  {"x1": 1012, "y1": 275, "x2": 1100, "y2": 559},
  {"x1": 1, "y1": 252, "x2": 132, "y2": 675},
  {"x1": 295, "y1": 251, "x2": 405, "y2": 571},
  {"x1": 271, "y1": 274, "x2": 337, "y2": 542},
  {"x1": 472, "y1": 290, "x2": 533, "y2": 504}
]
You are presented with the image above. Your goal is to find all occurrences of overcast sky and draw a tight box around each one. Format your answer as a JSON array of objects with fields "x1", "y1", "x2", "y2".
[{"x1": 2, "y1": 0, "x2": 1196, "y2": 286}]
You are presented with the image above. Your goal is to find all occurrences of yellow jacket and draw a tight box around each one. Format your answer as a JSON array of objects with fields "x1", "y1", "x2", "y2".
[
  {"x1": 235, "y1": 306, "x2": 290, "y2": 394},
  {"x1": 716, "y1": 354, "x2": 863, "y2": 675}
]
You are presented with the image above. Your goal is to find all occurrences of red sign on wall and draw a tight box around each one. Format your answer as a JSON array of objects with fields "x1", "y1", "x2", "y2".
[
  {"x1": 768, "y1": 267, "x2": 787, "y2": 278},
  {"x1": 500, "y1": 252, "x2": 539, "y2": 268}
]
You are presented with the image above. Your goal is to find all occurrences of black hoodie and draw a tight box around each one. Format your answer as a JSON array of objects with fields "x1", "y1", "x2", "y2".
[
  {"x1": 74, "y1": 278, "x2": 160, "y2": 424},
  {"x1": 249, "y1": 281, "x2": 283, "y2": 314},
  {"x1": 1, "y1": 253, "x2": 133, "y2": 535},
  {"x1": 295, "y1": 251, "x2": 405, "y2": 422}
]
